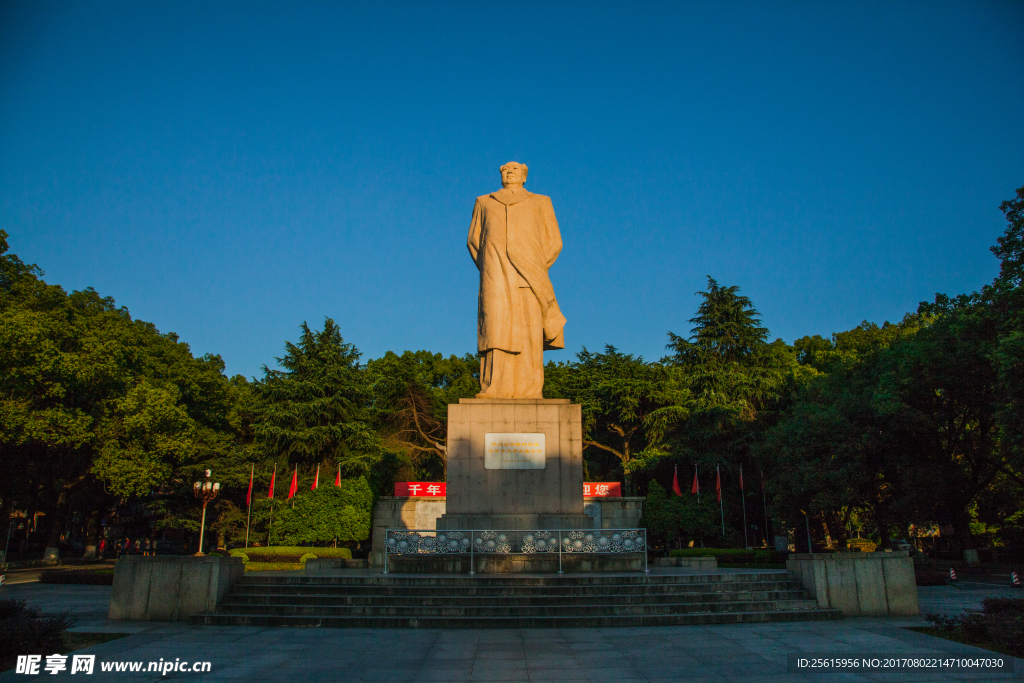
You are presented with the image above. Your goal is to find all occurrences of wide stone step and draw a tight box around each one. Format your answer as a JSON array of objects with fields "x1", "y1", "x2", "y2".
[
  {"x1": 220, "y1": 589, "x2": 812, "y2": 607},
  {"x1": 211, "y1": 598, "x2": 822, "y2": 618},
  {"x1": 189, "y1": 608, "x2": 841, "y2": 628},
  {"x1": 227, "y1": 580, "x2": 803, "y2": 597},
  {"x1": 235, "y1": 572, "x2": 791, "y2": 587}
]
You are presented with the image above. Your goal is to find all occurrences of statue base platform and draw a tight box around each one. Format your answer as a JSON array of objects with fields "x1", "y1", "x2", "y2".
[{"x1": 439, "y1": 398, "x2": 585, "y2": 531}]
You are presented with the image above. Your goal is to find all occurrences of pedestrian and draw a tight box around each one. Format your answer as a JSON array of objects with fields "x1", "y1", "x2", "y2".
[
  {"x1": 134, "y1": 538, "x2": 141, "y2": 554},
  {"x1": 98, "y1": 538, "x2": 106, "y2": 559},
  {"x1": 143, "y1": 538, "x2": 151, "y2": 556}
]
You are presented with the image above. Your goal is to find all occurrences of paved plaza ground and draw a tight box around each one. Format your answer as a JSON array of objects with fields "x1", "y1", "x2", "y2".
[{"x1": 1, "y1": 578, "x2": 1022, "y2": 682}]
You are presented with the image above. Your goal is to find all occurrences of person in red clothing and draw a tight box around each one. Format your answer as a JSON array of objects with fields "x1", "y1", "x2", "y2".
[{"x1": 98, "y1": 539, "x2": 106, "y2": 559}]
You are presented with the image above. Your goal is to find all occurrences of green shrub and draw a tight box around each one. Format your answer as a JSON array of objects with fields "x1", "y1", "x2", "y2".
[
  {"x1": 0, "y1": 600, "x2": 75, "y2": 672},
  {"x1": 641, "y1": 481, "x2": 717, "y2": 548},
  {"x1": 271, "y1": 478, "x2": 373, "y2": 545},
  {"x1": 229, "y1": 546, "x2": 352, "y2": 564},
  {"x1": 669, "y1": 548, "x2": 788, "y2": 564},
  {"x1": 244, "y1": 562, "x2": 303, "y2": 572}
]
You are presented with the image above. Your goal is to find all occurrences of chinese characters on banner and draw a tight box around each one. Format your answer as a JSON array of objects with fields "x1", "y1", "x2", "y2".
[
  {"x1": 394, "y1": 482, "x2": 447, "y2": 497},
  {"x1": 583, "y1": 482, "x2": 622, "y2": 497},
  {"x1": 393, "y1": 482, "x2": 621, "y2": 497}
]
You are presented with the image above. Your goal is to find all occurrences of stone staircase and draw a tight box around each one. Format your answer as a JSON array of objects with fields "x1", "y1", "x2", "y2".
[{"x1": 189, "y1": 571, "x2": 841, "y2": 628}]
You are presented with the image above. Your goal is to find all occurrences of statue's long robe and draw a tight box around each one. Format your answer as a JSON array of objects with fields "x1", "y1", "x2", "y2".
[{"x1": 467, "y1": 187, "x2": 566, "y2": 354}]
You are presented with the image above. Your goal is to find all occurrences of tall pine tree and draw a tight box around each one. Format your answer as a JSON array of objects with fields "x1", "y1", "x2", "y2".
[{"x1": 252, "y1": 319, "x2": 380, "y2": 476}]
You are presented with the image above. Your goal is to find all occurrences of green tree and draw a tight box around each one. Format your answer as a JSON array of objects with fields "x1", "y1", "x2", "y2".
[
  {"x1": 759, "y1": 314, "x2": 929, "y2": 548},
  {"x1": 366, "y1": 350, "x2": 478, "y2": 481},
  {"x1": 664, "y1": 277, "x2": 795, "y2": 500},
  {"x1": 545, "y1": 346, "x2": 689, "y2": 493},
  {"x1": 272, "y1": 477, "x2": 374, "y2": 545},
  {"x1": 0, "y1": 234, "x2": 240, "y2": 551},
  {"x1": 252, "y1": 319, "x2": 380, "y2": 476}
]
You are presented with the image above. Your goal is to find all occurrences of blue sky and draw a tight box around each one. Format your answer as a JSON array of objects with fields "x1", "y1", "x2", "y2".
[{"x1": 2, "y1": 1, "x2": 1022, "y2": 379}]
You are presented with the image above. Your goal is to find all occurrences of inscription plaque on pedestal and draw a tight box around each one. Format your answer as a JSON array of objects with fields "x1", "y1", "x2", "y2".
[{"x1": 484, "y1": 433, "x2": 545, "y2": 469}]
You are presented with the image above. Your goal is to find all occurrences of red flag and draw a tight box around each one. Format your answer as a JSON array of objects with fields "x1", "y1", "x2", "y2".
[
  {"x1": 671, "y1": 465, "x2": 682, "y2": 496},
  {"x1": 740, "y1": 465, "x2": 745, "y2": 491},
  {"x1": 691, "y1": 465, "x2": 700, "y2": 495},
  {"x1": 334, "y1": 465, "x2": 341, "y2": 486},
  {"x1": 267, "y1": 464, "x2": 276, "y2": 499},
  {"x1": 246, "y1": 463, "x2": 254, "y2": 506},
  {"x1": 287, "y1": 465, "x2": 298, "y2": 499},
  {"x1": 311, "y1": 465, "x2": 319, "y2": 491},
  {"x1": 716, "y1": 465, "x2": 722, "y2": 503}
]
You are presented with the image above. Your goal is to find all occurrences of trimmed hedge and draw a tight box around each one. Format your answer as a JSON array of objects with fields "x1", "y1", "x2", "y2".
[
  {"x1": 229, "y1": 546, "x2": 352, "y2": 564},
  {"x1": 243, "y1": 562, "x2": 304, "y2": 572},
  {"x1": 668, "y1": 548, "x2": 788, "y2": 564}
]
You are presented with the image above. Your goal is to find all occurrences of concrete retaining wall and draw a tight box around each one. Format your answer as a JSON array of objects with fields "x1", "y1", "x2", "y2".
[
  {"x1": 108, "y1": 556, "x2": 244, "y2": 621},
  {"x1": 786, "y1": 551, "x2": 919, "y2": 616}
]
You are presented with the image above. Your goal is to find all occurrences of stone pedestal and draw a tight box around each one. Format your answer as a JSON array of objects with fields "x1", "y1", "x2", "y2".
[{"x1": 437, "y1": 398, "x2": 590, "y2": 531}]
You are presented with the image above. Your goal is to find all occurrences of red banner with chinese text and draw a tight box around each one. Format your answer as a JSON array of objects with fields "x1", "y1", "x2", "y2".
[
  {"x1": 394, "y1": 482, "x2": 446, "y2": 497},
  {"x1": 393, "y1": 482, "x2": 622, "y2": 497},
  {"x1": 583, "y1": 482, "x2": 622, "y2": 497}
]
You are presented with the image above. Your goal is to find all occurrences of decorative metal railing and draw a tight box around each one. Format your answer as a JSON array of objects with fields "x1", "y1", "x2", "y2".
[{"x1": 383, "y1": 528, "x2": 647, "y2": 574}]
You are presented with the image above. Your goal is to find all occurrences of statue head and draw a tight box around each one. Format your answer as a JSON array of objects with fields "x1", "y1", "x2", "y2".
[{"x1": 500, "y1": 162, "x2": 528, "y2": 189}]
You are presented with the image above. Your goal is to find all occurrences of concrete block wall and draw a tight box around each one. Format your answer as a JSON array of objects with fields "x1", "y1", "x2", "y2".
[
  {"x1": 369, "y1": 496, "x2": 448, "y2": 568},
  {"x1": 108, "y1": 555, "x2": 244, "y2": 621},
  {"x1": 786, "y1": 551, "x2": 919, "y2": 616}
]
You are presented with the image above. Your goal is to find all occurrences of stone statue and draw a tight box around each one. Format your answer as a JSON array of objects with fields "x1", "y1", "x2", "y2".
[{"x1": 467, "y1": 162, "x2": 566, "y2": 398}]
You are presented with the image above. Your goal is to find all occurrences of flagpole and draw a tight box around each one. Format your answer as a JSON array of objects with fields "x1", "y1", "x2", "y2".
[
  {"x1": 761, "y1": 469, "x2": 770, "y2": 549},
  {"x1": 245, "y1": 462, "x2": 254, "y2": 549},
  {"x1": 718, "y1": 465, "x2": 725, "y2": 536},
  {"x1": 268, "y1": 463, "x2": 276, "y2": 547},
  {"x1": 694, "y1": 463, "x2": 701, "y2": 547},
  {"x1": 741, "y1": 464, "x2": 749, "y2": 549}
]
